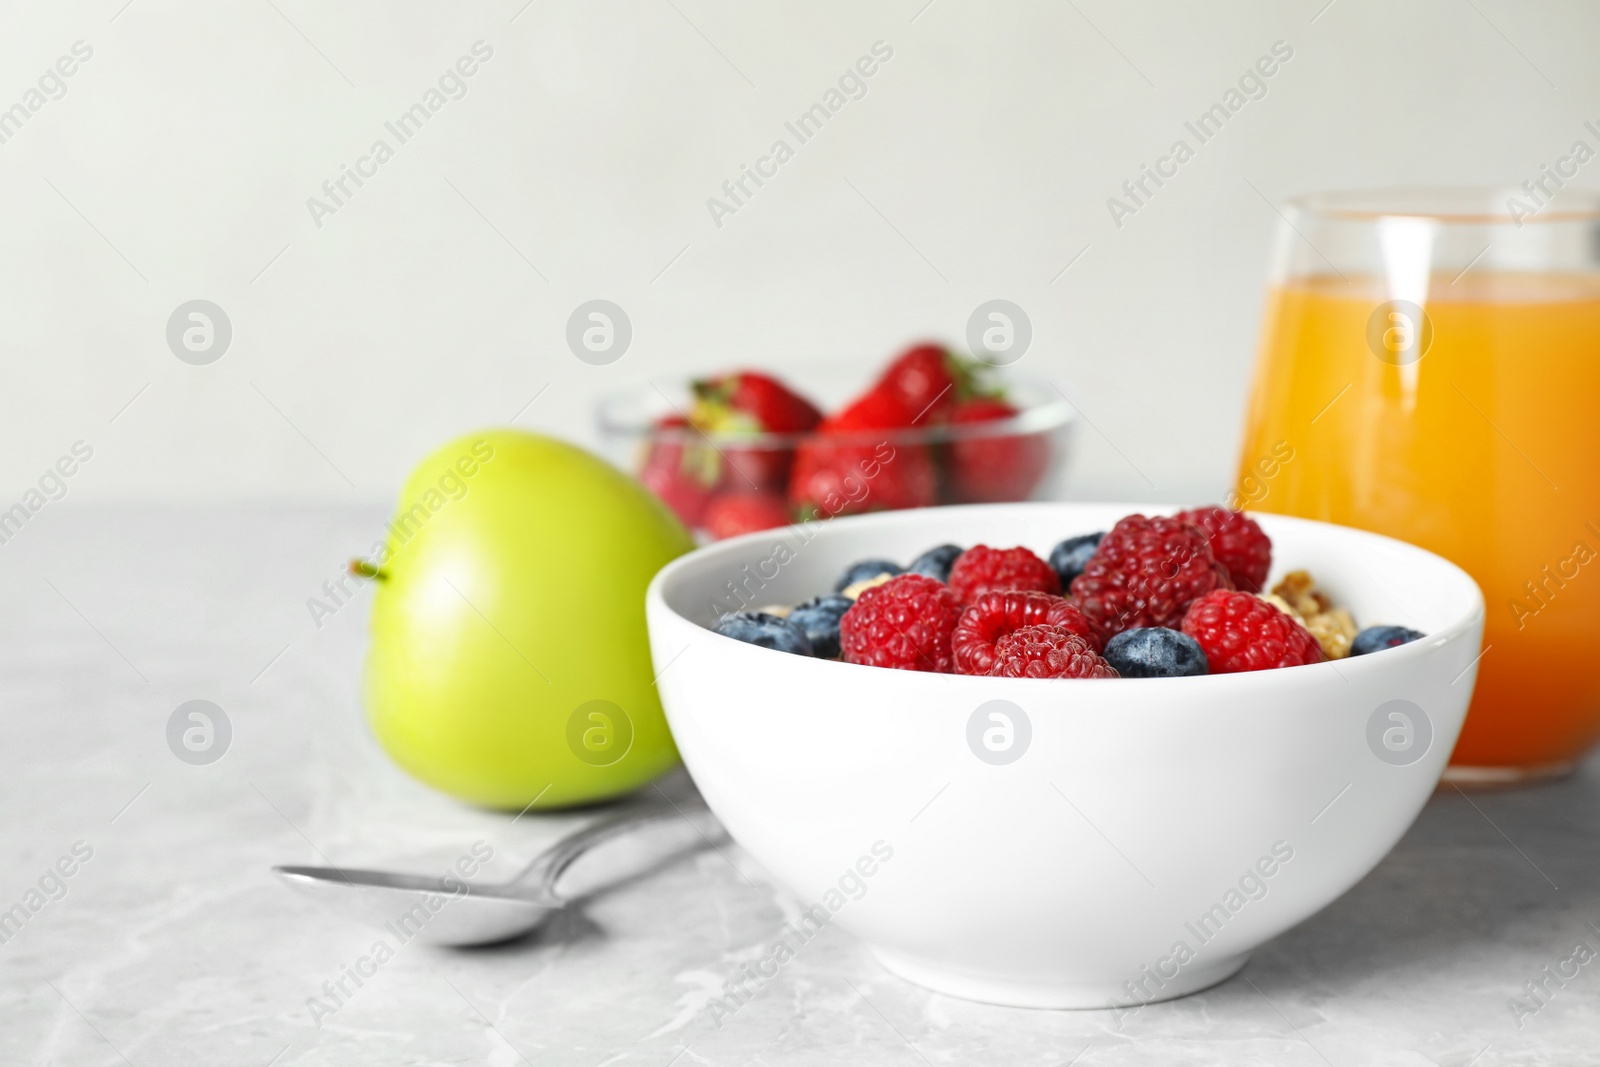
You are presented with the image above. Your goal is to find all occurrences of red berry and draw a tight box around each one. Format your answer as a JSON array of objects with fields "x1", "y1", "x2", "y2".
[
  {"x1": 692, "y1": 370, "x2": 822, "y2": 434},
  {"x1": 637, "y1": 416, "x2": 718, "y2": 526},
  {"x1": 703, "y1": 491, "x2": 790, "y2": 540},
  {"x1": 690, "y1": 371, "x2": 819, "y2": 494},
  {"x1": 789, "y1": 392, "x2": 937, "y2": 517},
  {"x1": 1069, "y1": 515, "x2": 1232, "y2": 638},
  {"x1": 720, "y1": 445, "x2": 793, "y2": 494},
  {"x1": 788, "y1": 442, "x2": 937, "y2": 517},
  {"x1": 840, "y1": 574, "x2": 962, "y2": 672},
  {"x1": 831, "y1": 389, "x2": 919, "y2": 432},
  {"x1": 1181, "y1": 590, "x2": 1324, "y2": 673},
  {"x1": 874, "y1": 343, "x2": 961, "y2": 424},
  {"x1": 1174, "y1": 506, "x2": 1272, "y2": 593},
  {"x1": 987, "y1": 624, "x2": 1119, "y2": 679},
  {"x1": 947, "y1": 545, "x2": 1060, "y2": 604},
  {"x1": 952, "y1": 591, "x2": 1100, "y2": 675},
  {"x1": 945, "y1": 397, "x2": 1051, "y2": 504}
]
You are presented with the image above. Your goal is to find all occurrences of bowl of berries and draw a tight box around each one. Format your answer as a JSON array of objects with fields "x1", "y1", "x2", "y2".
[
  {"x1": 645, "y1": 502, "x2": 1485, "y2": 1008},
  {"x1": 596, "y1": 343, "x2": 1074, "y2": 541}
]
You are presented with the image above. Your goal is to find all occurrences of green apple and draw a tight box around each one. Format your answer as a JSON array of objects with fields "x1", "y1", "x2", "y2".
[{"x1": 361, "y1": 429, "x2": 694, "y2": 810}]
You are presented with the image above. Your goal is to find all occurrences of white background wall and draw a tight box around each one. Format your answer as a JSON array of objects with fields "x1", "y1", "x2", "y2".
[{"x1": 2, "y1": 0, "x2": 1594, "y2": 505}]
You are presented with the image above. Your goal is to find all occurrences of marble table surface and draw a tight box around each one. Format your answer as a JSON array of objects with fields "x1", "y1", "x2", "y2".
[{"x1": 3, "y1": 505, "x2": 1598, "y2": 1066}]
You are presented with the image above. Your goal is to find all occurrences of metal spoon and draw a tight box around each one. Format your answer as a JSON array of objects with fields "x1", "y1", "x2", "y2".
[{"x1": 273, "y1": 803, "x2": 711, "y2": 947}]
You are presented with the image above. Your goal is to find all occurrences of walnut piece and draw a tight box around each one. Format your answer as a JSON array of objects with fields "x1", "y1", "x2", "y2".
[
  {"x1": 842, "y1": 573, "x2": 895, "y2": 600},
  {"x1": 1263, "y1": 570, "x2": 1358, "y2": 660}
]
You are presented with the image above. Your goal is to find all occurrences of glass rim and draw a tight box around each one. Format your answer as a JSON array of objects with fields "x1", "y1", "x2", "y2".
[
  {"x1": 596, "y1": 373, "x2": 1076, "y2": 446},
  {"x1": 1286, "y1": 186, "x2": 1600, "y2": 224}
]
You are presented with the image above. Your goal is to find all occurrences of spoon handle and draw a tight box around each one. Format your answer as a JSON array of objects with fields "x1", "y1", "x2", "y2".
[{"x1": 511, "y1": 802, "x2": 706, "y2": 900}]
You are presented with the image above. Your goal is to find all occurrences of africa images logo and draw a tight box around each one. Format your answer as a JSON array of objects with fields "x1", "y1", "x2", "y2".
[
  {"x1": 705, "y1": 41, "x2": 894, "y2": 228},
  {"x1": 0, "y1": 441, "x2": 94, "y2": 546},
  {"x1": 305, "y1": 41, "x2": 495, "y2": 229},
  {"x1": 1105, "y1": 40, "x2": 1294, "y2": 229},
  {"x1": 0, "y1": 40, "x2": 94, "y2": 148}
]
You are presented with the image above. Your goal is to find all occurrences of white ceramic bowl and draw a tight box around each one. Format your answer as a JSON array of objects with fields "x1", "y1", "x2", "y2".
[{"x1": 645, "y1": 503, "x2": 1485, "y2": 1009}]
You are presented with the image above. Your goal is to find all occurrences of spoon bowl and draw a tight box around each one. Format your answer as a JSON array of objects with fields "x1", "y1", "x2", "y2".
[
  {"x1": 273, "y1": 802, "x2": 713, "y2": 947},
  {"x1": 274, "y1": 865, "x2": 562, "y2": 946}
]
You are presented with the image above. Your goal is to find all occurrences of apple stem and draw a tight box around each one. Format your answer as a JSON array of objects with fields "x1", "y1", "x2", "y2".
[{"x1": 349, "y1": 558, "x2": 387, "y2": 581}]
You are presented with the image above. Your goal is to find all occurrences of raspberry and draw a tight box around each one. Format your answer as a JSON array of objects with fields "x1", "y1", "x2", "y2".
[
  {"x1": 952, "y1": 592, "x2": 1100, "y2": 675},
  {"x1": 1069, "y1": 514, "x2": 1231, "y2": 638},
  {"x1": 840, "y1": 574, "x2": 962, "y2": 672},
  {"x1": 1181, "y1": 590, "x2": 1324, "y2": 673},
  {"x1": 947, "y1": 545, "x2": 1060, "y2": 604},
  {"x1": 1174, "y1": 506, "x2": 1272, "y2": 593},
  {"x1": 987, "y1": 625, "x2": 1119, "y2": 679}
]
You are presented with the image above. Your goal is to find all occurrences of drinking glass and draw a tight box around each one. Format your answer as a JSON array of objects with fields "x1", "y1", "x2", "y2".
[{"x1": 1237, "y1": 188, "x2": 1600, "y2": 783}]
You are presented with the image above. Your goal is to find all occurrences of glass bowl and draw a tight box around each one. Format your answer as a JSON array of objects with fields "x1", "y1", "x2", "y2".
[{"x1": 597, "y1": 369, "x2": 1075, "y2": 538}]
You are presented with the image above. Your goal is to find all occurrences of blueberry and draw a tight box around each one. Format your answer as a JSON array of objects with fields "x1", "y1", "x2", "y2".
[
  {"x1": 1351, "y1": 625, "x2": 1424, "y2": 656},
  {"x1": 1049, "y1": 532, "x2": 1104, "y2": 588},
  {"x1": 907, "y1": 544, "x2": 964, "y2": 583},
  {"x1": 1103, "y1": 627, "x2": 1208, "y2": 678},
  {"x1": 714, "y1": 612, "x2": 813, "y2": 656},
  {"x1": 834, "y1": 559, "x2": 903, "y2": 593},
  {"x1": 787, "y1": 595, "x2": 854, "y2": 659}
]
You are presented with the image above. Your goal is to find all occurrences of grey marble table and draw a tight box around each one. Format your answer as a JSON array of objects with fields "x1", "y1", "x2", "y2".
[{"x1": 2, "y1": 506, "x2": 1597, "y2": 1066}]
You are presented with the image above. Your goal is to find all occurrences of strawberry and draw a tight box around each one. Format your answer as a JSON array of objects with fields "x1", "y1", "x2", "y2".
[
  {"x1": 692, "y1": 371, "x2": 821, "y2": 492},
  {"x1": 721, "y1": 444, "x2": 793, "y2": 494},
  {"x1": 703, "y1": 490, "x2": 791, "y2": 539},
  {"x1": 692, "y1": 370, "x2": 822, "y2": 434},
  {"x1": 830, "y1": 389, "x2": 918, "y2": 430},
  {"x1": 637, "y1": 416, "x2": 719, "y2": 526},
  {"x1": 788, "y1": 391, "x2": 936, "y2": 518},
  {"x1": 874, "y1": 343, "x2": 962, "y2": 424},
  {"x1": 945, "y1": 396, "x2": 1051, "y2": 504}
]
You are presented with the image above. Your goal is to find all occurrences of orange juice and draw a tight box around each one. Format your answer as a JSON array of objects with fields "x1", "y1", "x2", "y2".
[{"x1": 1238, "y1": 272, "x2": 1600, "y2": 776}]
